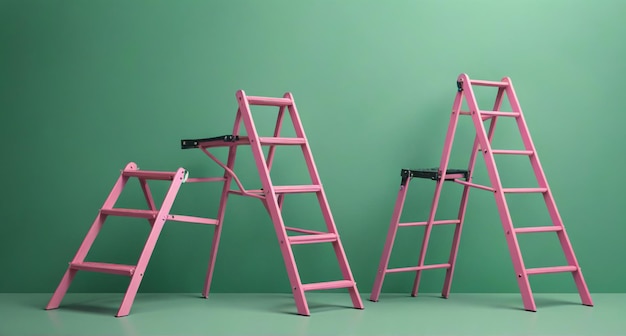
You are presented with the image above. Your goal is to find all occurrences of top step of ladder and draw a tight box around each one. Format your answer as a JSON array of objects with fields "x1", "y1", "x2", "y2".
[
  {"x1": 468, "y1": 79, "x2": 509, "y2": 88},
  {"x1": 457, "y1": 78, "x2": 510, "y2": 92},
  {"x1": 246, "y1": 95, "x2": 293, "y2": 107}
]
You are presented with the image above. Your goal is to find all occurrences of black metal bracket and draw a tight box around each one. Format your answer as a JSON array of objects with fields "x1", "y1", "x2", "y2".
[
  {"x1": 180, "y1": 135, "x2": 239, "y2": 149},
  {"x1": 457, "y1": 81, "x2": 463, "y2": 92},
  {"x1": 400, "y1": 168, "x2": 469, "y2": 186}
]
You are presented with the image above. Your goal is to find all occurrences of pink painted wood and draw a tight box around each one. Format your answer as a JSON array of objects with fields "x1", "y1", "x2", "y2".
[
  {"x1": 202, "y1": 109, "x2": 242, "y2": 298},
  {"x1": 196, "y1": 90, "x2": 363, "y2": 316},
  {"x1": 370, "y1": 73, "x2": 593, "y2": 312},
  {"x1": 369, "y1": 177, "x2": 410, "y2": 302},
  {"x1": 46, "y1": 163, "x2": 224, "y2": 317},
  {"x1": 499, "y1": 75, "x2": 593, "y2": 309},
  {"x1": 236, "y1": 90, "x2": 363, "y2": 315},
  {"x1": 46, "y1": 162, "x2": 138, "y2": 313}
]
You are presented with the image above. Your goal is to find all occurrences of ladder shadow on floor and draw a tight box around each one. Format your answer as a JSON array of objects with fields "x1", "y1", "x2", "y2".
[
  {"x1": 370, "y1": 293, "x2": 584, "y2": 312},
  {"x1": 450, "y1": 295, "x2": 584, "y2": 312},
  {"x1": 274, "y1": 302, "x2": 357, "y2": 316},
  {"x1": 41, "y1": 294, "x2": 198, "y2": 317},
  {"x1": 40, "y1": 296, "x2": 124, "y2": 316},
  {"x1": 222, "y1": 293, "x2": 356, "y2": 316}
]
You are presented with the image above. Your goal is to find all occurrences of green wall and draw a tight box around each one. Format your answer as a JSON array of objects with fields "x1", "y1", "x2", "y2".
[{"x1": 1, "y1": 0, "x2": 624, "y2": 294}]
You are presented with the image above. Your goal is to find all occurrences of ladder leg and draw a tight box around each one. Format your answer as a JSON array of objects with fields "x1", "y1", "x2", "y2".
[
  {"x1": 442, "y1": 88, "x2": 502, "y2": 297},
  {"x1": 440, "y1": 184, "x2": 470, "y2": 298},
  {"x1": 370, "y1": 180, "x2": 410, "y2": 302},
  {"x1": 495, "y1": 192, "x2": 536, "y2": 311},
  {"x1": 46, "y1": 162, "x2": 136, "y2": 310},
  {"x1": 45, "y1": 268, "x2": 78, "y2": 310},
  {"x1": 459, "y1": 74, "x2": 536, "y2": 311},
  {"x1": 318, "y1": 192, "x2": 364, "y2": 309},
  {"x1": 201, "y1": 195, "x2": 226, "y2": 298},
  {"x1": 117, "y1": 272, "x2": 144, "y2": 317},
  {"x1": 411, "y1": 89, "x2": 464, "y2": 297},
  {"x1": 202, "y1": 152, "x2": 237, "y2": 297},
  {"x1": 117, "y1": 168, "x2": 186, "y2": 317},
  {"x1": 286, "y1": 93, "x2": 363, "y2": 310},
  {"x1": 558, "y1": 229, "x2": 594, "y2": 306},
  {"x1": 441, "y1": 134, "x2": 481, "y2": 298},
  {"x1": 504, "y1": 80, "x2": 593, "y2": 307},
  {"x1": 411, "y1": 178, "x2": 444, "y2": 297},
  {"x1": 267, "y1": 198, "x2": 310, "y2": 316},
  {"x1": 203, "y1": 111, "x2": 242, "y2": 298},
  {"x1": 236, "y1": 93, "x2": 310, "y2": 316},
  {"x1": 201, "y1": 183, "x2": 230, "y2": 298},
  {"x1": 333, "y1": 243, "x2": 364, "y2": 310}
]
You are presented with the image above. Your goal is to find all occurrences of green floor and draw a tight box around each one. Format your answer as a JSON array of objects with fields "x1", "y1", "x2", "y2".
[{"x1": 2, "y1": 293, "x2": 623, "y2": 335}]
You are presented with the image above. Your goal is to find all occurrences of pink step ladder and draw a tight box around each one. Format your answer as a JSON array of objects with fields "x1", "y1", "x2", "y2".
[
  {"x1": 45, "y1": 162, "x2": 223, "y2": 317},
  {"x1": 369, "y1": 73, "x2": 593, "y2": 312},
  {"x1": 46, "y1": 90, "x2": 363, "y2": 317},
  {"x1": 179, "y1": 90, "x2": 363, "y2": 316}
]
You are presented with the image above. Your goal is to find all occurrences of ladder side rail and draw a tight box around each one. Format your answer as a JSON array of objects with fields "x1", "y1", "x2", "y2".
[
  {"x1": 203, "y1": 110, "x2": 243, "y2": 298},
  {"x1": 411, "y1": 88, "x2": 465, "y2": 296},
  {"x1": 285, "y1": 93, "x2": 364, "y2": 310},
  {"x1": 266, "y1": 105, "x2": 287, "y2": 171},
  {"x1": 369, "y1": 178, "x2": 411, "y2": 301},
  {"x1": 503, "y1": 78, "x2": 560, "y2": 225},
  {"x1": 45, "y1": 162, "x2": 138, "y2": 310},
  {"x1": 236, "y1": 90, "x2": 311, "y2": 316},
  {"x1": 284, "y1": 93, "x2": 321, "y2": 187},
  {"x1": 459, "y1": 74, "x2": 537, "y2": 311},
  {"x1": 116, "y1": 167, "x2": 187, "y2": 317},
  {"x1": 503, "y1": 78, "x2": 593, "y2": 307},
  {"x1": 442, "y1": 86, "x2": 505, "y2": 297},
  {"x1": 76, "y1": 162, "x2": 138, "y2": 263}
]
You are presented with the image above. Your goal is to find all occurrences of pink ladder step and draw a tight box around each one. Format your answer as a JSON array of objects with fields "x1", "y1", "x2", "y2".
[
  {"x1": 514, "y1": 226, "x2": 563, "y2": 234},
  {"x1": 526, "y1": 265, "x2": 578, "y2": 275},
  {"x1": 100, "y1": 208, "x2": 158, "y2": 219},
  {"x1": 386, "y1": 263, "x2": 451, "y2": 274},
  {"x1": 398, "y1": 219, "x2": 460, "y2": 227},
  {"x1": 259, "y1": 137, "x2": 307, "y2": 145},
  {"x1": 167, "y1": 214, "x2": 219, "y2": 225},
  {"x1": 491, "y1": 149, "x2": 534, "y2": 155},
  {"x1": 502, "y1": 187, "x2": 548, "y2": 193},
  {"x1": 479, "y1": 110, "x2": 521, "y2": 117},
  {"x1": 122, "y1": 170, "x2": 178, "y2": 180},
  {"x1": 273, "y1": 185, "x2": 322, "y2": 194},
  {"x1": 470, "y1": 79, "x2": 509, "y2": 87},
  {"x1": 246, "y1": 96, "x2": 292, "y2": 106},
  {"x1": 302, "y1": 280, "x2": 354, "y2": 291},
  {"x1": 288, "y1": 233, "x2": 337, "y2": 245},
  {"x1": 70, "y1": 261, "x2": 136, "y2": 276}
]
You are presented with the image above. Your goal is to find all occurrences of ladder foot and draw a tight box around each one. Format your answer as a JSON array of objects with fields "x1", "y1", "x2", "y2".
[{"x1": 295, "y1": 308, "x2": 311, "y2": 317}]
